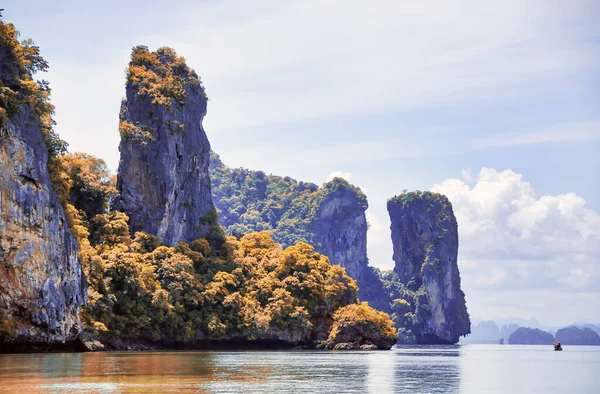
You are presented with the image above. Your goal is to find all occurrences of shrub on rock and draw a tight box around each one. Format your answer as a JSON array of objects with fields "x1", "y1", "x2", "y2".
[{"x1": 326, "y1": 302, "x2": 397, "y2": 350}]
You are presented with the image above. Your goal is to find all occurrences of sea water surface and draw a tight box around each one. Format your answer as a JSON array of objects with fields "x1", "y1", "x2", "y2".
[{"x1": 0, "y1": 345, "x2": 597, "y2": 393}]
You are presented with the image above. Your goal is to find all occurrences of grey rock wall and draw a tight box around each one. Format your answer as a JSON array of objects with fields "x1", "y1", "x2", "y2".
[{"x1": 0, "y1": 107, "x2": 86, "y2": 346}]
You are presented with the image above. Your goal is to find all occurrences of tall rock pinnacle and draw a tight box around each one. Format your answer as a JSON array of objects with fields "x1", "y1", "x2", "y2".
[
  {"x1": 112, "y1": 46, "x2": 216, "y2": 245},
  {"x1": 387, "y1": 191, "x2": 470, "y2": 344}
]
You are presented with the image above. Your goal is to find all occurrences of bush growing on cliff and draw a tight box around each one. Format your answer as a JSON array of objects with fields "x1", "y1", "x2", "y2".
[
  {"x1": 58, "y1": 153, "x2": 115, "y2": 219},
  {"x1": 126, "y1": 45, "x2": 208, "y2": 106}
]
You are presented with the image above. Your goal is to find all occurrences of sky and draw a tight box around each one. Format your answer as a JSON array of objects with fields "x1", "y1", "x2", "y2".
[{"x1": 5, "y1": 0, "x2": 599, "y2": 326}]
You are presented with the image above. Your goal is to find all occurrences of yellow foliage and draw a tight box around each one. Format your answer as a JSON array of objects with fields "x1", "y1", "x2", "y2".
[
  {"x1": 328, "y1": 302, "x2": 397, "y2": 343},
  {"x1": 125, "y1": 45, "x2": 207, "y2": 108}
]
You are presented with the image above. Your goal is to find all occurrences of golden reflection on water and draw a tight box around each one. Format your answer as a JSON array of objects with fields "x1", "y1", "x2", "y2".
[{"x1": 0, "y1": 351, "x2": 229, "y2": 393}]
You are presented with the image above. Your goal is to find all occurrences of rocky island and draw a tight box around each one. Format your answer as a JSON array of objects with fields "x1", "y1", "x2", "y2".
[
  {"x1": 0, "y1": 15, "x2": 396, "y2": 351},
  {"x1": 0, "y1": 12, "x2": 472, "y2": 351}
]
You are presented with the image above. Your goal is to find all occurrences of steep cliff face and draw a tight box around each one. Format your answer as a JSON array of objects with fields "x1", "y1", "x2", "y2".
[
  {"x1": 0, "y1": 80, "x2": 86, "y2": 349},
  {"x1": 310, "y1": 180, "x2": 368, "y2": 282},
  {"x1": 0, "y1": 23, "x2": 86, "y2": 348},
  {"x1": 112, "y1": 46, "x2": 215, "y2": 246},
  {"x1": 387, "y1": 191, "x2": 470, "y2": 344}
]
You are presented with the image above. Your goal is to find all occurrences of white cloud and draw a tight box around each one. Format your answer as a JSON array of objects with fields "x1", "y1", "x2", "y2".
[
  {"x1": 326, "y1": 171, "x2": 353, "y2": 183},
  {"x1": 461, "y1": 169, "x2": 474, "y2": 182},
  {"x1": 431, "y1": 168, "x2": 600, "y2": 324}
]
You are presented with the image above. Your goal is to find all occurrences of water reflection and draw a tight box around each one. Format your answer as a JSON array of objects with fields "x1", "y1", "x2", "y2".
[
  {"x1": 3, "y1": 345, "x2": 596, "y2": 393},
  {"x1": 392, "y1": 345, "x2": 460, "y2": 393},
  {"x1": 0, "y1": 347, "x2": 462, "y2": 393}
]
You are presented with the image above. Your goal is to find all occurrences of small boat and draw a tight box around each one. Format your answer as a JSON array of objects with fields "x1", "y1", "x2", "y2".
[{"x1": 554, "y1": 342, "x2": 562, "y2": 351}]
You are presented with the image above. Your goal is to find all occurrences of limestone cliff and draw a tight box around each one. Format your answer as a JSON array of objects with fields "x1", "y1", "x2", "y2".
[
  {"x1": 387, "y1": 191, "x2": 470, "y2": 344},
  {"x1": 112, "y1": 46, "x2": 216, "y2": 246},
  {"x1": 0, "y1": 41, "x2": 86, "y2": 348},
  {"x1": 210, "y1": 154, "x2": 383, "y2": 306}
]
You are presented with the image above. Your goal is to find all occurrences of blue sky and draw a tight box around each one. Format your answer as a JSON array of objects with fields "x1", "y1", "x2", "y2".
[{"x1": 5, "y1": 0, "x2": 599, "y2": 326}]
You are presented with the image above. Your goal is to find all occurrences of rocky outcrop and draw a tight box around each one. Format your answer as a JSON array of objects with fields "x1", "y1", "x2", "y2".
[
  {"x1": 0, "y1": 99, "x2": 86, "y2": 347},
  {"x1": 112, "y1": 46, "x2": 216, "y2": 246},
  {"x1": 508, "y1": 327, "x2": 554, "y2": 345},
  {"x1": 387, "y1": 191, "x2": 470, "y2": 344},
  {"x1": 555, "y1": 326, "x2": 600, "y2": 345}
]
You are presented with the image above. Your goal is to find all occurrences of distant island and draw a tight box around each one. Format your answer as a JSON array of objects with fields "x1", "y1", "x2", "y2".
[
  {"x1": 555, "y1": 327, "x2": 600, "y2": 346},
  {"x1": 508, "y1": 328, "x2": 554, "y2": 345},
  {"x1": 462, "y1": 320, "x2": 600, "y2": 345}
]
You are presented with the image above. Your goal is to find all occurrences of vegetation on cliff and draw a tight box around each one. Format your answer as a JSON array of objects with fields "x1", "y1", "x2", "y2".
[
  {"x1": 126, "y1": 45, "x2": 207, "y2": 106},
  {"x1": 0, "y1": 14, "x2": 68, "y2": 203},
  {"x1": 4, "y1": 145, "x2": 388, "y2": 348},
  {"x1": 210, "y1": 152, "x2": 367, "y2": 248}
]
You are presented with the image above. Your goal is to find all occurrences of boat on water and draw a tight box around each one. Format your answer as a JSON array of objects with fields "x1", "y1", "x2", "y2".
[{"x1": 554, "y1": 341, "x2": 563, "y2": 351}]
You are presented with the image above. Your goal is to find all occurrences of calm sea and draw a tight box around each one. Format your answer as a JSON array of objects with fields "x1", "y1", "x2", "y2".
[{"x1": 0, "y1": 345, "x2": 597, "y2": 393}]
